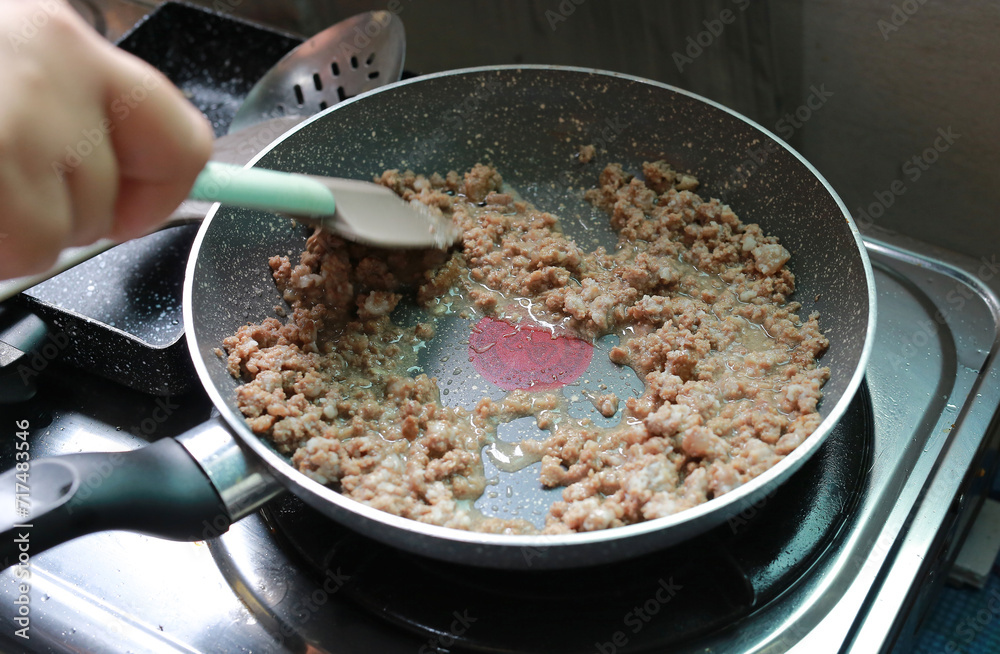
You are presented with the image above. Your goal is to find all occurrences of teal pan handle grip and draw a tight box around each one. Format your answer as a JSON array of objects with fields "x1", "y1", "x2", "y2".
[{"x1": 190, "y1": 162, "x2": 337, "y2": 216}]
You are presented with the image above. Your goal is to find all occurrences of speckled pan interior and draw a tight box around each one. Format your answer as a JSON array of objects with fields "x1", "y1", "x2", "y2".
[{"x1": 185, "y1": 66, "x2": 875, "y2": 568}]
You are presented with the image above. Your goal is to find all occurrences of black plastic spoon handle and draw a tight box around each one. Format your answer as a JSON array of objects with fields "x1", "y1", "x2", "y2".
[{"x1": 0, "y1": 437, "x2": 230, "y2": 568}]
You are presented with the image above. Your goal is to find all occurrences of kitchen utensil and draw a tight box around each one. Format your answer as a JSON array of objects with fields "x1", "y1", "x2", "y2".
[
  {"x1": 0, "y1": 66, "x2": 876, "y2": 570},
  {"x1": 227, "y1": 10, "x2": 406, "y2": 134},
  {"x1": 189, "y1": 162, "x2": 457, "y2": 249}
]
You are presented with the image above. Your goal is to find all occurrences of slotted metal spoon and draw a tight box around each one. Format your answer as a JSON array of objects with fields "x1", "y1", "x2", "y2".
[{"x1": 228, "y1": 10, "x2": 406, "y2": 133}]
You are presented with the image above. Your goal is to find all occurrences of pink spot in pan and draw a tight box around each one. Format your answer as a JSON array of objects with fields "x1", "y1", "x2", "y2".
[{"x1": 468, "y1": 317, "x2": 593, "y2": 391}]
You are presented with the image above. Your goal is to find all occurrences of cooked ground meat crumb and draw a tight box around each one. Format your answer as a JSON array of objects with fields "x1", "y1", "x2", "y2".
[
  {"x1": 591, "y1": 393, "x2": 619, "y2": 418},
  {"x1": 223, "y1": 161, "x2": 829, "y2": 534}
]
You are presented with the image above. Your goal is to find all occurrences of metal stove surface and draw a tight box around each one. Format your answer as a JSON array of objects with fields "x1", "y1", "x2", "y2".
[{"x1": 0, "y1": 235, "x2": 997, "y2": 654}]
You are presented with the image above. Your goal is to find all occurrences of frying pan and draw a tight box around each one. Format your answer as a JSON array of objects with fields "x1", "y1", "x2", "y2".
[{"x1": 0, "y1": 66, "x2": 875, "y2": 570}]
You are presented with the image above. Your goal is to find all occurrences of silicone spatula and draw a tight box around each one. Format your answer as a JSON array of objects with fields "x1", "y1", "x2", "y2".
[{"x1": 189, "y1": 161, "x2": 458, "y2": 249}]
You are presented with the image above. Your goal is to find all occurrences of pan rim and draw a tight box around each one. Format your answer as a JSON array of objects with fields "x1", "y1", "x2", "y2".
[{"x1": 184, "y1": 64, "x2": 877, "y2": 552}]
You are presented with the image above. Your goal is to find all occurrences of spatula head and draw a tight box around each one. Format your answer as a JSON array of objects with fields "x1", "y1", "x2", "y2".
[{"x1": 310, "y1": 177, "x2": 460, "y2": 249}]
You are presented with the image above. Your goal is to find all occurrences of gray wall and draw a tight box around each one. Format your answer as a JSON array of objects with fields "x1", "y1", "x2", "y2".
[{"x1": 780, "y1": 0, "x2": 999, "y2": 261}]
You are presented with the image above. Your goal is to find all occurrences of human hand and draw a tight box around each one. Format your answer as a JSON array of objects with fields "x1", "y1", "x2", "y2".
[{"x1": 0, "y1": 0, "x2": 213, "y2": 279}]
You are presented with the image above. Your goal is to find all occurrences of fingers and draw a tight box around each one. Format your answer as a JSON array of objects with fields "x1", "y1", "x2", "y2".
[
  {"x1": 63, "y1": 124, "x2": 119, "y2": 247},
  {"x1": 112, "y1": 178, "x2": 187, "y2": 241},
  {"x1": 0, "y1": 1, "x2": 214, "y2": 279},
  {"x1": 0, "y1": 156, "x2": 72, "y2": 279},
  {"x1": 101, "y1": 52, "x2": 214, "y2": 242}
]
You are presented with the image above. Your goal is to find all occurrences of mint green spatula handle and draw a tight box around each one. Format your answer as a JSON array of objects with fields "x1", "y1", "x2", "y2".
[{"x1": 189, "y1": 162, "x2": 337, "y2": 216}]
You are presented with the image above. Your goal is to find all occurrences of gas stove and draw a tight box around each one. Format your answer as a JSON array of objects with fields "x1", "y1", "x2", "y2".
[
  {"x1": 0, "y1": 3, "x2": 998, "y2": 653},
  {"x1": 0, "y1": 231, "x2": 997, "y2": 653}
]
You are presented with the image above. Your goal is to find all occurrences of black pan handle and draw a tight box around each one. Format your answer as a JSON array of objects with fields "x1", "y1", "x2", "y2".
[{"x1": 0, "y1": 417, "x2": 283, "y2": 568}]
